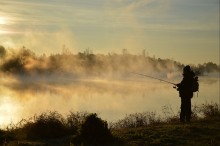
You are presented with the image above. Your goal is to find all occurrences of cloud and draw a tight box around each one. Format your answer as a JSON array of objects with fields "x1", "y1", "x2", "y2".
[{"x1": 0, "y1": 0, "x2": 219, "y2": 64}]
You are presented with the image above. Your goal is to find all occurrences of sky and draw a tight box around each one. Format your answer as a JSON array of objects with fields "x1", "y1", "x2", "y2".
[{"x1": 0, "y1": 0, "x2": 219, "y2": 65}]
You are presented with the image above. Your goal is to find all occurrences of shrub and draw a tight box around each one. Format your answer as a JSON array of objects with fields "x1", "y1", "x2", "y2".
[
  {"x1": 24, "y1": 111, "x2": 68, "y2": 140},
  {"x1": 72, "y1": 113, "x2": 114, "y2": 146},
  {"x1": 0, "y1": 129, "x2": 6, "y2": 144},
  {"x1": 66, "y1": 111, "x2": 89, "y2": 135},
  {"x1": 199, "y1": 102, "x2": 220, "y2": 120}
]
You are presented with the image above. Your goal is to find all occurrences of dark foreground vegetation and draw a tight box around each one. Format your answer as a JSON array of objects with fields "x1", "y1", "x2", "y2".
[{"x1": 0, "y1": 102, "x2": 219, "y2": 146}]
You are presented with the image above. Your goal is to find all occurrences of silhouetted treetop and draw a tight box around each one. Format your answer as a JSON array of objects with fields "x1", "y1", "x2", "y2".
[{"x1": 0, "y1": 46, "x2": 219, "y2": 77}]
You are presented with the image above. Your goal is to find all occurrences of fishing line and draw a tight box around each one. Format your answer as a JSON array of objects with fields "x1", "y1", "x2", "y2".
[{"x1": 130, "y1": 72, "x2": 177, "y2": 86}]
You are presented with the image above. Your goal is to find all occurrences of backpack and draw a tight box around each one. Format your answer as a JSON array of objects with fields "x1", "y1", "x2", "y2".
[{"x1": 192, "y1": 76, "x2": 199, "y2": 92}]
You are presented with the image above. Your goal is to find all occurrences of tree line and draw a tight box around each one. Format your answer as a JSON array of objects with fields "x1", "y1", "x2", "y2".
[{"x1": 0, "y1": 46, "x2": 219, "y2": 77}]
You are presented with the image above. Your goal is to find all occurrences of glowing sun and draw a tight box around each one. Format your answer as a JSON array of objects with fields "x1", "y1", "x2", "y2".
[{"x1": 0, "y1": 16, "x2": 7, "y2": 25}]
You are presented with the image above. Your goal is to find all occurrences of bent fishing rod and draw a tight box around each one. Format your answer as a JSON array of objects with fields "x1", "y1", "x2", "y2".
[{"x1": 130, "y1": 72, "x2": 177, "y2": 86}]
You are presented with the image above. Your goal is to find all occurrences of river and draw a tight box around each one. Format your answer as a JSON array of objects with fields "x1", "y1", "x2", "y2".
[{"x1": 0, "y1": 73, "x2": 219, "y2": 128}]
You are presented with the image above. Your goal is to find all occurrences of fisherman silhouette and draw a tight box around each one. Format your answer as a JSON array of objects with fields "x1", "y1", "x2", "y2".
[{"x1": 176, "y1": 65, "x2": 195, "y2": 123}]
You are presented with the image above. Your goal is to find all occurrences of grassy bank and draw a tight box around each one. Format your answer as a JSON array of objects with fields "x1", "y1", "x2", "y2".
[
  {"x1": 0, "y1": 102, "x2": 219, "y2": 146},
  {"x1": 113, "y1": 120, "x2": 220, "y2": 146}
]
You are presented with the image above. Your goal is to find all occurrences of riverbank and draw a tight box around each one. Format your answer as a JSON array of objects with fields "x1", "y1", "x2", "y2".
[
  {"x1": 1, "y1": 102, "x2": 219, "y2": 146},
  {"x1": 113, "y1": 119, "x2": 220, "y2": 146}
]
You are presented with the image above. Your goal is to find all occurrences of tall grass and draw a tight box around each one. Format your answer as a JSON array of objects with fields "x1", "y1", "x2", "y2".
[
  {"x1": 110, "y1": 102, "x2": 220, "y2": 129},
  {"x1": 2, "y1": 111, "x2": 89, "y2": 141},
  {"x1": 196, "y1": 102, "x2": 220, "y2": 120},
  {"x1": 0, "y1": 102, "x2": 219, "y2": 145},
  {"x1": 109, "y1": 112, "x2": 162, "y2": 129}
]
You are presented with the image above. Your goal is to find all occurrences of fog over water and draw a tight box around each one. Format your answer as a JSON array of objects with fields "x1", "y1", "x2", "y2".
[
  {"x1": 0, "y1": 73, "x2": 219, "y2": 128},
  {"x1": 0, "y1": 47, "x2": 219, "y2": 127}
]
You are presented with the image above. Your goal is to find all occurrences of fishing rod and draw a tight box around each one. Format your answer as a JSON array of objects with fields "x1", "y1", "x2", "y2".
[{"x1": 130, "y1": 72, "x2": 177, "y2": 86}]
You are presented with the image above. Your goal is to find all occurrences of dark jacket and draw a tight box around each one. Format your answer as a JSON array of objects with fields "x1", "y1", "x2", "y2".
[{"x1": 177, "y1": 71, "x2": 195, "y2": 98}]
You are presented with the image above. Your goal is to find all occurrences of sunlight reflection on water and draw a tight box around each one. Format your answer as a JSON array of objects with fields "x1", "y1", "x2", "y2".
[{"x1": 0, "y1": 75, "x2": 219, "y2": 127}]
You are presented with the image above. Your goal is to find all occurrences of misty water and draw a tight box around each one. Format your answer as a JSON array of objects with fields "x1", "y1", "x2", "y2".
[{"x1": 0, "y1": 73, "x2": 219, "y2": 128}]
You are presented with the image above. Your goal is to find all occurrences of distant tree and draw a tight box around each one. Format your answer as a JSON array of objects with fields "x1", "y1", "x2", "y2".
[
  {"x1": 204, "y1": 62, "x2": 219, "y2": 72},
  {"x1": 122, "y1": 48, "x2": 128, "y2": 56},
  {"x1": 0, "y1": 45, "x2": 6, "y2": 58},
  {"x1": 62, "y1": 45, "x2": 72, "y2": 55},
  {"x1": 1, "y1": 57, "x2": 25, "y2": 74}
]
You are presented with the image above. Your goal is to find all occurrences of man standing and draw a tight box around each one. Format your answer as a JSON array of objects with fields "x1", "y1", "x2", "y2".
[{"x1": 176, "y1": 65, "x2": 195, "y2": 123}]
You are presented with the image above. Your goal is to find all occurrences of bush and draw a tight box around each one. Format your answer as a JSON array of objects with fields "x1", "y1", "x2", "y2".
[
  {"x1": 66, "y1": 111, "x2": 89, "y2": 135},
  {"x1": 0, "y1": 129, "x2": 6, "y2": 144},
  {"x1": 72, "y1": 113, "x2": 114, "y2": 146},
  {"x1": 24, "y1": 111, "x2": 68, "y2": 140},
  {"x1": 199, "y1": 102, "x2": 220, "y2": 120}
]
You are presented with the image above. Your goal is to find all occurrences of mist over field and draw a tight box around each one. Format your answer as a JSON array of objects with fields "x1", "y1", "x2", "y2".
[{"x1": 0, "y1": 45, "x2": 219, "y2": 127}]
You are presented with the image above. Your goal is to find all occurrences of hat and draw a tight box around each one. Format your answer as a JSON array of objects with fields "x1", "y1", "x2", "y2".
[{"x1": 183, "y1": 65, "x2": 191, "y2": 74}]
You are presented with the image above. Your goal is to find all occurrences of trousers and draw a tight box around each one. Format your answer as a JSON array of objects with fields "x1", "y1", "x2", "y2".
[{"x1": 180, "y1": 97, "x2": 191, "y2": 123}]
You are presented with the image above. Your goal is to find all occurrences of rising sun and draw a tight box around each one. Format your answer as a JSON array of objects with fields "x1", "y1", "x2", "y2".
[
  {"x1": 0, "y1": 16, "x2": 7, "y2": 25},
  {"x1": 0, "y1": 16, "x2": 11, "y2": 34}
]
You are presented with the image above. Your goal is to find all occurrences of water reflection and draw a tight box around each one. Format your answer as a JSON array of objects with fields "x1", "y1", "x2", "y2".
[{"x1": 0, "y1": 75, "x2": 219, "y2": 127}]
